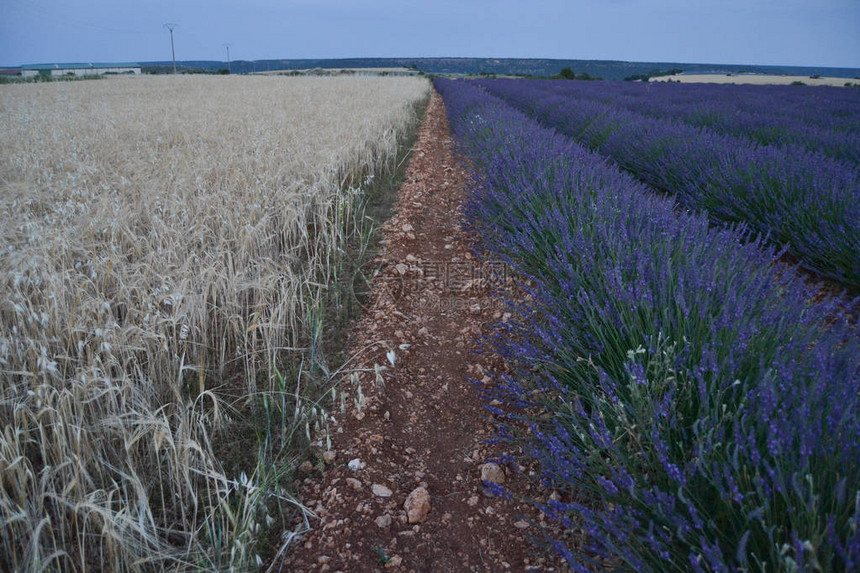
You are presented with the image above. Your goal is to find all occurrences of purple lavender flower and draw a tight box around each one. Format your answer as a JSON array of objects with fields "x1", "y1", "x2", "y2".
[{"x1": 436, "y1": 77, "x2": 860, "y2": 572}]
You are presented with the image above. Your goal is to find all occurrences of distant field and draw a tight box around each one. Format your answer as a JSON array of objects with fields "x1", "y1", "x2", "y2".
[
  {"x1": 650, "y1": 73, "x2": 855, "y2": 86},
  {"x1": 0, "y1": 74, "x2": 428, "y2": 571}
]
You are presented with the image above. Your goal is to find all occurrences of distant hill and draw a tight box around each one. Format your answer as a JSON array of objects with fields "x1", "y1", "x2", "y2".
[
  {"x1": 136, "y1": 57, "x2": 860, "y2": 81},
  {"x1": 6, "y1": 57, "x2": 858, "y2": 81}
]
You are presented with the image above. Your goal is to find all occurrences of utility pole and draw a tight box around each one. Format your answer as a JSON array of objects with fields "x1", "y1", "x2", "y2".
[
  {"x1": 164, "y1": 23, "x2": 178, "y2": 74},
  {"x1": 224, "y1": 43, "x2": 231, "y2": 73}
]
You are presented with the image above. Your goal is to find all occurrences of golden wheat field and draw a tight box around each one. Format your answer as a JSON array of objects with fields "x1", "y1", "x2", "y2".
[
  {"x1": 0, "y1": 74, "x2": 429, "y2": 571},
  {"x1": 647, "y1": 73, "x2": 852, "y2": 86}
]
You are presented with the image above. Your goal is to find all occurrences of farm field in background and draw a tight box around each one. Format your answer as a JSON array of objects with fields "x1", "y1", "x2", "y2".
[
  {"x1": 437, "y1": 78, "x2": 860, "y2": 571},
  {"x1": 648, "y1": 74, "x2": 856, "y2": 87},
  {"x1": 0, "y1": 74, "x2": 429, "y2": 571}
]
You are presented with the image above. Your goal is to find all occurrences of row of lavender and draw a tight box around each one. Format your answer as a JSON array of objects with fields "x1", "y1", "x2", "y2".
[
  {"x1": 503, "y1": 80, "x2": 860, "y2": 164},
  {"x1": 436, "y1": 78, "x2": 860, "y2": 571},
  {"x1": 476, "y1": 79, "x2": 860, "y2": 291}
]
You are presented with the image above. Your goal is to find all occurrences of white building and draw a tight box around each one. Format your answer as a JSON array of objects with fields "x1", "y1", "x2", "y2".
[{"x1": 21, "y1": 63, "x2": 141, "y2": 78}]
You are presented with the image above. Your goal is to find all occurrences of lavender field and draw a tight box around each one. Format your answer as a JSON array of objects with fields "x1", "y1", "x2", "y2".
[
  {"x1": 489, "y1": 80, "x2": 860, "y2": 164},
  {"x1": 436, "y1": 78, "x2": 860, "y2": 571},
  {"x1": 475, "y1": 79, "x2": 860, "y2": 292}
]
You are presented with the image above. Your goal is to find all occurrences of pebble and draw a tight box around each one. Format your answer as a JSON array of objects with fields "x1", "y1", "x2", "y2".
[
  {"x1": 480, "y1": 463, "x2": 506, "y2": 496},
  {"x1": 346, "y1": 478, "x2": 362, "y2": 490},
  {"x1": 375, "y1": 514, "x2": 393, "y2": 528},
  {"x1": 347, "y1": 458, "x2": 364, "y2": 471},
  {"x1": 372, "y1": 484, "x2": 393, "y2": 498},
  {"x1": 322, "y1": 450, "x2": 336, "y2": 464},
  {"x1": 480, "y1": 463, "x2": 506, "y2": 485},
  {"x1": 403, "y1": 486, "x2": 431, "y2": 523},
  {"x1": 299, "y1": 461, "x2": 314, "y2": 474}
]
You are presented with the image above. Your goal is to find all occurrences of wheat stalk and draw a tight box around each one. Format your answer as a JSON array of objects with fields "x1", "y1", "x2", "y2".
[{"x1": 0, "y1": 74, "x2": 428, "y2": 571}]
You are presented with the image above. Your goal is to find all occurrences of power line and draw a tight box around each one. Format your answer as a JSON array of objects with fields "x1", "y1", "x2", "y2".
[{"x1": 164, "y1": 23, "x2": 178, "y2": 74}]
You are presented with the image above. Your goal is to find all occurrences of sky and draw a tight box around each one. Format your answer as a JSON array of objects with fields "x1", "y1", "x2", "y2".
[{"x1": 1, "y1": 0, "x2": 858, "y2": 69}]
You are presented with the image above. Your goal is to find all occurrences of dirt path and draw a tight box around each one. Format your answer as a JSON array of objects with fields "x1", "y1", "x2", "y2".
[{"x1": 278, "y1": 91, "x2": 567, "y2": 572}]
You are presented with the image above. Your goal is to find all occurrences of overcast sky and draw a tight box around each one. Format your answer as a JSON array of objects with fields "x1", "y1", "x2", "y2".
[{"x1": 1, "y1": 0, "x2": 858, "y2": 68}]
